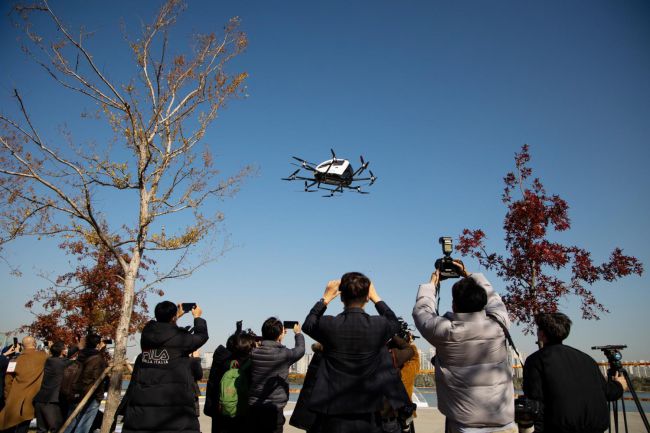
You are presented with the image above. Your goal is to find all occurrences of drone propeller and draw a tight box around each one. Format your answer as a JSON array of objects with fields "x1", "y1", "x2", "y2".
[
  {"x1": 292, "y1": 156, "x2": 316, "y2": 171},
  {"x1": 352, "y1": 155, "x2": 370, "y2": 177},
  {"x1": 282, "y1": 169, "x2": 300, "y2": 181},
  {"x1": 369, "y1": 170, "x2": 377, "y2": 186},
  {"x1": 360, "y1": 155, "x2": 369, "y2": 169},
  {"x1": 356, "y1": 186, "x2": 370, "y2": 195},
  {"x1": 330, "y1": 148, "x2": 337, "y2": 160}
]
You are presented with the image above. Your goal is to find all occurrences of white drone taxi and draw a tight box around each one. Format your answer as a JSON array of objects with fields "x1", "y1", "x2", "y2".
[{"x1": 282, "y1": 149, "x2": 377, "y2": 197}]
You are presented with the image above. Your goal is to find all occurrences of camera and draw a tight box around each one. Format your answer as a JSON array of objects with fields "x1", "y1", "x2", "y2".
[
  {"x1": 514, "y1": 396, "x2": 542, "y2": 427},
  {"x1": 396, "y1": 317, "x2": 419, "y2": 341},
  {"x1": 434, "y1": 236, "x2": 462, "y2": 279}
]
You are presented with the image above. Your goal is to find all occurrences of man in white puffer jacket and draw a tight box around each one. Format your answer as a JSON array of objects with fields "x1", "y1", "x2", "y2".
[{"x1": 412, "y1": 261, "x2": 516, "y2": 433}]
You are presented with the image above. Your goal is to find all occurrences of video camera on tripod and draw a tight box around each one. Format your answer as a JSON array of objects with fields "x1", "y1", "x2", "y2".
[{"x1": 592, "y1": 344, "x2": 650, "y2": 433}]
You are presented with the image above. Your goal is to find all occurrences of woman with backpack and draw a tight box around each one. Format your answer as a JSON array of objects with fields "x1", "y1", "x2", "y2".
[{"x1": 204, "y1": 329, "x2": 256, "y2": 433}]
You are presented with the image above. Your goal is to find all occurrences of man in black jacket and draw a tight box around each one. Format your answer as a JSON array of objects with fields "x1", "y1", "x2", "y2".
[
  {"x1": 33, "y1": 341, "x2": 71, "y2": 432},
  {"x1": 122, "y1": 301, "x2": 209, "y2": 433},
  {"x1": 302, "y1": 272, "x2": 406, "y2": 433},
  {"x1": 523, "y1": 312, "x2": 627, "y2": 433},
  {"x1": 63, "y1": 334, "x2": 107, "y2": 433}
]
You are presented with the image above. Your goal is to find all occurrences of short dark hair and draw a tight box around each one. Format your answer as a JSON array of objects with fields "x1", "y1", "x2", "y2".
[
  {"x1": 155, "y1": 301, "x2": 178, "y2": 323},
  {"x1": 535, "y1": 312, "x2": 572, "y2": 343},
  {"x1": 50, "y1": 341, "x2": 65, "y2": 357},
  {"x1": 452, "y1": 277, "x2": 488, "y2": 313},
  {"x1": 226, "y1": 332, "x2": 255, "y2": 360},
  {"x1": 86, "y1": 333, "x2": 101, "y2": 349},
  {"x1": 261, "y1": 317, "x2": 283, "y2": 341},
  {"x1": 339, "y1": 272, "x2": 370, "y2": 304}
]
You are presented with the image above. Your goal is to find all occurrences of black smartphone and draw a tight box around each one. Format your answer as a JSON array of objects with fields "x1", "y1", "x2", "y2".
[
  {"x1": 283, "y1": 321, "x2": 298, "y2": 329},
  {"x1": 103, "y1": 339, "x2": 113, "y2": 345},
  {"x1": 181, "y1": 303, "x2": 197, "y2": 313},
  {"x1": 13, "y1": 337, "x2": 18, "y2": 347}
]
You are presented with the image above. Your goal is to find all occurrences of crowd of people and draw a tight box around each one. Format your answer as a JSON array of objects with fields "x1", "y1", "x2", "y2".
[{"x1": 0, "y1": 263, "x2": 629, "y2": 433}]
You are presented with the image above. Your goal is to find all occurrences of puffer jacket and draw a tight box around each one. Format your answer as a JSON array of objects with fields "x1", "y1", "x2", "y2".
[
  {"x1": 412, "y1": 273, "x2": 514, "y2": 427},
  {"x1": 122, "y1": 317, "x2": 208, "y2": 433},
  {"x1": 248, "y1": 333, "x2": 305, "y2": 409}
]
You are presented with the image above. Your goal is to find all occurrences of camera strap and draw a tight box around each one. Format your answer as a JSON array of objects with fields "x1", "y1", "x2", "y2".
[{"x1": 486, "y1": 313, "x2": 522, "y2": 363}]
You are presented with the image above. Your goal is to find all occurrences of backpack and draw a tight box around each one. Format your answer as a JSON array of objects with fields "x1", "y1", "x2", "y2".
[
  {"x1": 219, "y1": 360, "x2": 249, "y2": 417},
  {"x1": 60, "y1": 360, "x2": 84, "y2": 402}
]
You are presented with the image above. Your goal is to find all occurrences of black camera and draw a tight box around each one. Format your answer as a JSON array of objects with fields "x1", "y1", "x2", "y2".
[
  {"x1": 395, "y1": 317, "x2": 419, "y2": 341},
  {"x1": 434, "y1": 236, "x2": 462, "y2": 279},
  {"x1": 514, "y1": 396, "x2": 542, "y2": 427}
]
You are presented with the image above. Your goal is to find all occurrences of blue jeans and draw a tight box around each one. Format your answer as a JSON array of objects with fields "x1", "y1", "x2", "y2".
[{"x1": 64, "y1": 399, "x2": 100, "y2": 433}]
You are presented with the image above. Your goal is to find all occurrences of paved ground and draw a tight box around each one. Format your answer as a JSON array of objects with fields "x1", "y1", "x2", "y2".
[{"x1": 199, "y1": 402, "x2": 650, "y2": 433}]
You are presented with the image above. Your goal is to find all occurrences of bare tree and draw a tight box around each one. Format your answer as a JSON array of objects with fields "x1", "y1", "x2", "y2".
[{"x1": 0, "y1": 1, "x2": 252, "y2": 431}]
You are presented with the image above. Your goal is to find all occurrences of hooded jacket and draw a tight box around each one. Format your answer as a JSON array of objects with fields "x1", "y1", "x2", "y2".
[
  {"x1": 122, "y1": 317, "x2": 208, "y2": 433},
  {"x1": 412, "y1": 273, "x2": 515, "y2": 427}
]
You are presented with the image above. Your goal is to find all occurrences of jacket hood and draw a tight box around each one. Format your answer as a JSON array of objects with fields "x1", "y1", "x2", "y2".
[{"x1": 141, "y1": 320, "x2": 181, "y2": 349}]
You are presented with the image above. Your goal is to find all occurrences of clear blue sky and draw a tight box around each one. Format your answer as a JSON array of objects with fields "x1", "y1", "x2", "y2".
[{"x1": 1, "y1": 1, "x2": 649, "y2": 361}]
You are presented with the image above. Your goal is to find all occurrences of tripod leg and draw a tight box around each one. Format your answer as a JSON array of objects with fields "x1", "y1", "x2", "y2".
[
  {"x1": 613, "y1": 399, "x2": 619, "y2": 433},
  {"x1": 620, "y1": 397, "x2": 628, "y2": 433},
  {"x1": 621, "y1": 369, "x2": 650, "y2": 432}
]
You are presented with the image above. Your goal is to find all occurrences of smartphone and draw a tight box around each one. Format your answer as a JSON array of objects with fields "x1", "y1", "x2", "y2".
[
  {"x1": 181, "y1": 303, "x2": 197, "y2": 313},
  {"x1": 283, "y1": 321, "x2": 298, "y2": 329},
  {"x1": 13, "y1": 337, "x2": 18, "y2": 347},
  {"x1": 103, "y1": 339, "x2": 113, "y2": 345}
]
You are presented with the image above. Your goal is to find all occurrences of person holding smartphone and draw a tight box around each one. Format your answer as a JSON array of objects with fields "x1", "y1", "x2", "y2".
[
  {"x1": 122, "y1": 301, "x2": 208, "y2": 433},
  {"x1": 248, "y1": 318, "x2": 305, "y2": 433}
]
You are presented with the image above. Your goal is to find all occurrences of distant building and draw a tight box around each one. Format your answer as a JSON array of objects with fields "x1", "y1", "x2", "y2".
[{"x1": 202, "y1": 352, "x2": 213, "y2": 369}]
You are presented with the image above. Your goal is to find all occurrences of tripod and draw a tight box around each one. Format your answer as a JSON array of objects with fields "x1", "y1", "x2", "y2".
[{"x1": 593, "y1": 345, "x2": 650, "y2": 433}]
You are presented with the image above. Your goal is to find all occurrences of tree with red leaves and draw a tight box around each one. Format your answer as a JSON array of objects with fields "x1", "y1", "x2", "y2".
[
  {"x1": 23, "y1": 241, "x2": 162, "y2": 345},
  {"x1": 457, "y1": 145, "x2": 643, "y2": 331}
]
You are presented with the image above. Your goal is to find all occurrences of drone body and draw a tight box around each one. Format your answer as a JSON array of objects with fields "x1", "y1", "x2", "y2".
[{"x1": 283, "y1": 149, "x2": 377, "y2": 197}]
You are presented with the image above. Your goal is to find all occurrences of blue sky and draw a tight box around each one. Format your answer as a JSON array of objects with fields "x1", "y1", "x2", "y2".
[{"x1": 1, "y1": 1, "x2": 649, "y2": 361}]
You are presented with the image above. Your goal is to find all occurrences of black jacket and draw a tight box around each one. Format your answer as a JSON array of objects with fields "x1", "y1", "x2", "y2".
[
  {"x1": 289, "y1": 351, "x2": 323, "y2": 430},
  {"x1": 0, "y1": 354, "x2": 8, "y2": 410},
  {"x1": 523, "y1": 343, "x2": 624, "y2": 433},
  {"x1": 204, "y1": 345, "x2": 231, "y2": 419},
  {"x1": 302, "y1": 300, "x2": 404, "y2": 414},
  {"x1": 33, "y1": 357, "x2": 71, "y2": 403},
  {"x1": 122, "y1": 317, "x2": 209, "y2": 433}
]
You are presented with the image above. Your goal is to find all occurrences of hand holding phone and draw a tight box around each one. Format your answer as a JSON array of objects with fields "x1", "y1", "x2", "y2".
[{"x1": 181, "y1": 303, "x2": 197, "y2": 313}]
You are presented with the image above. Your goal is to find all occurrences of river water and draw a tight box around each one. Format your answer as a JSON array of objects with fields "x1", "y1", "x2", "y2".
[{"x1": 122, "y1": 381, "x2": 650, "y2": 413}]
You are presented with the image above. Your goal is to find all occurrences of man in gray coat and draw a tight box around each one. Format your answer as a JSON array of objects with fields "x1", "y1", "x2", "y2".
[
  {"x1": 412, "y1": 262, "x2": 516, "y2": 433},
  {"x1": 248, "y1": 317, "x2": 305, "y2": 433}
]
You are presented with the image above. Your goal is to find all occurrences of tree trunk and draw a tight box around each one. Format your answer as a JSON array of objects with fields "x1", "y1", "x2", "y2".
[{"x1": 99, "y1": 260, "x2": 139, "y2": 433}]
